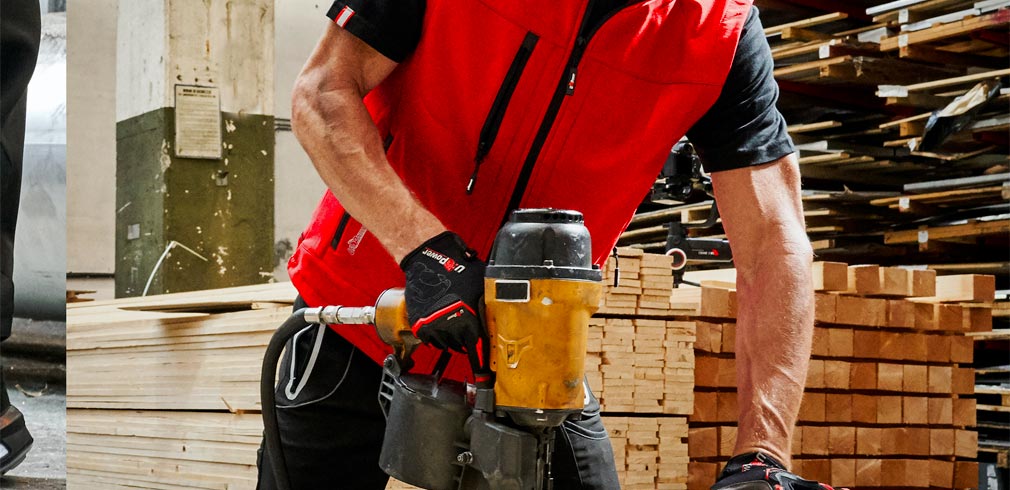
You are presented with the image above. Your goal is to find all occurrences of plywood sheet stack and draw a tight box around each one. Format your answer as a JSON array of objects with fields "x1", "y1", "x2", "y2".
[
  {"x1": 66, "y1": 282, "x2": 299, "y2": 488},
  {"x1": 685, "y1": 262, "x2": 994, "y2": 490},
  {"x1": 587, "y1": 248, "x2": 695, "y2": 489}
]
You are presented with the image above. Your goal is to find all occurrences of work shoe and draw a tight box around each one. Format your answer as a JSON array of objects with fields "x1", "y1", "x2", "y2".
[
  {"x1": 711, "y1": 452, "x2": 841, "y2": 490},
  {"x1": 0, "y1": 376, "x2": 33, "y2": 475}
]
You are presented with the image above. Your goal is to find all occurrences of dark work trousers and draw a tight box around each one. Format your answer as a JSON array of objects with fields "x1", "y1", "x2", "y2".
[
  {"x1": 257, "y1": 298, "x2": 621, "y2": 489},
  {"x1": 1, "y1": 0, "x2": 41, "y2": 342}
]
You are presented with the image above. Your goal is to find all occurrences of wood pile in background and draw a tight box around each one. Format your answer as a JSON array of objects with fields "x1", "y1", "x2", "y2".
[
  {"x1": 624, "y1": 0, "x2": 1009, "y2": 275},
  {"x1": 683, "y1": 261, "x2": 995, "y2": 489}
]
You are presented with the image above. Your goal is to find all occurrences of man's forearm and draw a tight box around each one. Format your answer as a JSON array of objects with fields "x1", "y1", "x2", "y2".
[
  {"x1": 291, "y1": 78, "x2": 445, "y2": 263},
  {"x1": 733, "y1": 240, "x2": 813, "y2": 467}
]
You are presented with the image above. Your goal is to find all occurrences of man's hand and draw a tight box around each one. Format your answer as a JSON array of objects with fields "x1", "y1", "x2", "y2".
[{"x1": 400, "y1": 232, "x2": 490, "y2": 379}]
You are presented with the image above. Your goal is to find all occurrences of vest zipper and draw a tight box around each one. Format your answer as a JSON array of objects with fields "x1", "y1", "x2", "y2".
[
  {"x1": 330, "y1": 211, "x2": 351, "y2": 250},
  {"x1": 500, "y1": 1, "x2": 638, "y2": 228},
  {"x1": 469, "y1": 31, "x2": 540, "y2": 194}
]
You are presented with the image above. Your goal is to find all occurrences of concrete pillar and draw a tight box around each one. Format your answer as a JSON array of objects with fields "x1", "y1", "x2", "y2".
[{"x1": 115, "y1": 0, "x2": 275, "y2": 297}]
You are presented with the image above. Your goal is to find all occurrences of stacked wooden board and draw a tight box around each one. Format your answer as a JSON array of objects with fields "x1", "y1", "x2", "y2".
[
  {"x1": 684, "y1": 262, "x2": 995, "y2": 489},
  {"x1": 66, "y1": 282, "x2": 298, "y2": 488}
]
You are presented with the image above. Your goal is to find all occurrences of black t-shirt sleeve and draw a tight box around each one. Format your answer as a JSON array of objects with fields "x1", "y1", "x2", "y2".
[
  {"x1": 685, "y1": 6, "x2": 795, "y2": 173},
  {"x1": 325, "y1": 0, "x2": 425, "y2": 63}
]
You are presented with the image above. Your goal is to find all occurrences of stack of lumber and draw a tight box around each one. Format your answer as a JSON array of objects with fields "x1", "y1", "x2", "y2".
[
  {"x1": 589, "y1": 248, "x2": 695, "y2": 489},
  {"x1": 684, "y1": 261, "x2": 995, "y2": 489},
  {"x1": 622, "y1": 0, "x2": 1009, "y2": 275},
  {"x1": 66, "y1": 248, "x2": 695, "y2": 490},
  {"x1": 66, "y1": 282, "x2": 297, "y2": 488}
]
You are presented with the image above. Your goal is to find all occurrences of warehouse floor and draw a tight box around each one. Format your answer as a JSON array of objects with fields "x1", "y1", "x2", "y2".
[{"x1": 2, "y1": 318, "x2": 67, "y2": 489}]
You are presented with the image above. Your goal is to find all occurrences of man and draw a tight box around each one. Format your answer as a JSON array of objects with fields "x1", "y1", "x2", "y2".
[
  {"x1": 262, "y1": 1, "x2": 832, "y2": 489},
  {"x1": 0, "y1": 0, "x2": 41, "y2": 475}
]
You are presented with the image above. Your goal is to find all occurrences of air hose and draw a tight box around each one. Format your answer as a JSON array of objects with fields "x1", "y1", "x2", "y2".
[{"x1": 261, "y1": 308, "x2": 311, "y2": 490}]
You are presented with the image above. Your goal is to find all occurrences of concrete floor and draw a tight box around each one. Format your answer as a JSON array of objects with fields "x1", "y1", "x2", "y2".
[{"x1": 2, "y1": 318, "x2": 66, "y2": 489}]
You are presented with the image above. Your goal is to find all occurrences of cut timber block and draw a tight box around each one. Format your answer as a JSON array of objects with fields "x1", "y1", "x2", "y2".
[
  {"x1": 687, "y1": 427, "x2": 718, "y2": 459},
  {"x1": 810, "y1": 326, "x2": 829, "y2": 357},
  {"x1": 905, "y1": 459, "x2": 931, "y2": 488},
  {"x1": 926, "y1": 335, "x2": 951, "y2": 363},
  {"x1": 799, "y1": 392, "x2": 825, "y2": 423},
  {"x1": 856, "y1": 427, "x2": 882, "y2": 456},
  {"x1": 717, "y1": 426, "x2": 736, "y2": 457},
  {"x1": 955, "y1": 428, "x2": 978, "y2": 458},
  {"x1": 826, "y1": 329, "x2": 853, "y2": 358},
  {"x1": 878, "y1": 267, "x2": 911, "y2": 296},
  {"x1": 902, "y1": 365, "x2": 928, "y2": 393},
  {"x1": 849, "y1": 362, "x2": 876, "y2": 391},
  {"x1": 949, "y1": 335, "x2": 973, "y2": 364},
  {"x1": 928, "y1": 365, "x2": 952, "y2": 394},
  {"x1": 699, "y1": 286, "x2": 737, "y2": 319},
  {"x1": 830, "y1": 458, "x2": 855, "y2": 488},
  {"x1": 834, "y1": 295, "x2": 886, "y2": 327},
  {"x1": 716, "y1": 392, "x2": 738, "y2": 423},
  {"x1": 928, "y1": 397, "x2": 953, "y2": 425},
  {"x1": 812, "y1": 262, "x2": 848, "y2": 291},
  {"x1": 878, "y1": 363, "x2": 904, "y2": 392},
  {"x1": 805, "y1": 359, "x2": 824, "y2": 389},
  {"x1": 846, "y1": 265, "x2": 880, "y2": 295},
  {"x1": 878, "y1": 331, "x2": 905, "y2": 361},
  {"x1": 801, "y1": 426, "x2": 828, "y2": 456},
  {"x1": 852, "y1": 394, "x2": 877, "y2": 424},
  {"x1": 966, "y1": 305, "x2": 993, "y2": 332},
  {"x1": 687, "y1": 462, "x2": 719, "y2": 490},
  {"x1": 823, "y1": 360, "x2": 849, "y2": 390},
  {"x1": 887, "y1": 299, "x2": 915, "y2": 328},
  {"x1": 953, "y1": 398, "x2": 976, "y2": 427},
  {"x1": 877, "y1": 396, "x2": 902, "y2": 424},
  {"x1": 903, "y1": 396, "x2": 928, "y2": 424},
  {"x1": 931, "y1": 428, "x2": 956, "y2": 456},
  {"x1": 814, "y1": 293, "x2": 836, "y2": 323},
  {"x1": 855, "y1": 458, "x2": 882, "y2": 487},
  {"x1": 909, "y1": 269, "x2": 936, "y2": 297},
  {"x1": 691, "y1": 392, "x2": 717, "y2": 423},
  {"x1": 827, "y1": 426, "x2": 855, "y2": 455},
  {"x1": 825, "y1": 394, "x2": 851, "y2": 423},
  {"x1": 954, "y1": 461, "x2": 978, "y2": 488},
  {"x1": 852, "y1": 331, "x2": 880, "y2": 360},
  {"x1": 930, "y1": 459, "x2": 954, "y2": 488},
  {"x1": 934, "y1": 274, "x2": 996, "y2": 303},
  {"x1": 952, "y1": 367, "x2": 974, "y2": 395}
]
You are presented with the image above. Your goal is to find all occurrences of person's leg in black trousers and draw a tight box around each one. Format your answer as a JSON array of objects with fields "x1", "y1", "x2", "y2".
[
  {"x1": 256, "y1": 298, "x2": 621, "y2": 489},
  {"x1": 0, "y1": 0, "x2": 41, "y2": 475}
]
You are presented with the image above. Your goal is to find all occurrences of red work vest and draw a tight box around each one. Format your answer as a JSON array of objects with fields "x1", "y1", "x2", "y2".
[{"x1": 289, "y1": 0, "x2": 752, "y2": 381}]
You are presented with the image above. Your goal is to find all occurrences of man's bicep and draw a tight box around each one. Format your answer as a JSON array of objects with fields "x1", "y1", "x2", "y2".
[{"x1": 301, "y1": 22, "x2": 399, "y2": 96}]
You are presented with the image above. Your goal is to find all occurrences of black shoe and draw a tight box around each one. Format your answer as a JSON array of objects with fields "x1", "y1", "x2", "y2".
[
  {"x1": 711, "y1": 452, "x2": 839, "y2": 490},
  {"x1": 0, "y1": 378, "x2": 34, "y2": 475}
]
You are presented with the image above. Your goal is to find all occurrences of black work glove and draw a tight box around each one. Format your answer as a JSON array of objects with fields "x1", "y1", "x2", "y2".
[{"x1": 400, "y1": 231, "x2": 490, "y2": 381}]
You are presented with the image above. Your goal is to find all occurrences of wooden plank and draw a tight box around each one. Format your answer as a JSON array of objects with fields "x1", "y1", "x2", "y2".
[
  {"x1": 884, "y1": 219, "x2": 1010, "y2": 245},
  {"x1": 765, "y1": 12, "x2": 849, "y2": 37},
  {"x1": 878, "y1": 67, "x2": 1010, "y2": 96},
  {"x1": 879, "y1": 11, "x2": 1010, "y2": 51}
]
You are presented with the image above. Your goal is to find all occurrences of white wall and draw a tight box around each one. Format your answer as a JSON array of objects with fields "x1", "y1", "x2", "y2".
[
  {"x1": 66, "y1": 0, "x2": 117, "y2": 274},
  {"x1": 272, "y1": 1, "x2": 330, "y2": 280},
  {"x1": 67, "y1": 0, "x2": 330, "y2": 281}
]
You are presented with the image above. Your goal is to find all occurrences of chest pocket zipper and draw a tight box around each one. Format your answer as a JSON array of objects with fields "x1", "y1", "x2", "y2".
[
  {"x1": 469, "y1": 31, "x2": 540, "y2": 194},
  {"x1": 330, "y1": 211, "x2": 352, "y2": 250}
]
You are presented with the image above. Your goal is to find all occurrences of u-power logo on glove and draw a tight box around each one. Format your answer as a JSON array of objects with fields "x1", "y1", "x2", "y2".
[{"x1": 421, "y1": 247, "x2": 467, "y2": 273}]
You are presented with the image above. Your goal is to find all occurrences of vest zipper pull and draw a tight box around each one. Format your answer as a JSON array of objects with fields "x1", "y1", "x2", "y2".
[
  {"x1": 467, "y1": 162, "x2": 480, "y2": 194},
  {"x1": 565, "y1": 68, "x2": 577, "y2": 95}
]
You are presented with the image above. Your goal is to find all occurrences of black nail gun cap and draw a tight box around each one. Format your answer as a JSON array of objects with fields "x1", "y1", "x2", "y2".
[{"x1": 486, "y1": 208, "x2": 601, "y2": 281}]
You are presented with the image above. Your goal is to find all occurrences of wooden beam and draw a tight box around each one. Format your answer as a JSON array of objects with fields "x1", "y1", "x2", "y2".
[
  {"x1": 879, "y1": 10, "x2": 1010, "y2": 51},
  {"x1": 765, "y1": 12, "x2": 849, "y2": 37}
]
